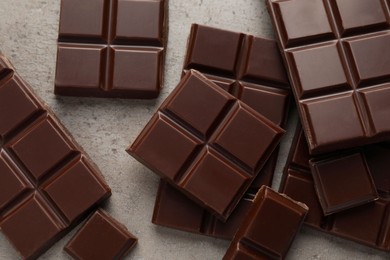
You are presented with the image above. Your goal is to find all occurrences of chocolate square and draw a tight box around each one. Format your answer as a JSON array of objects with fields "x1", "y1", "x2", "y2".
[
  {"x1": 310, "y1": 152, "x2": 378, "y2": 215},
  {"x1": 223, "y1": 186, "x2": 308, "y2": 259},
  {"x1": 128, "y1": 70, "x2": 284, "y2": 221},
  {"x1": 65, "y1": 210, "x2": 137, "y2": 259}
]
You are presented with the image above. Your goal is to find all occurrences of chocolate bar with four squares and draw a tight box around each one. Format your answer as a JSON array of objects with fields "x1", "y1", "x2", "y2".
[
  {"x1": 128, "y1": 70, "x2": 285, "y2": 221},
  {"x1": 55, "y1": 0, "x2": 167, "y2": 98}
]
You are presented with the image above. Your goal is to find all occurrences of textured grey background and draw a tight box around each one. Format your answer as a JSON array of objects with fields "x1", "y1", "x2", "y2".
[{"x1": 0, "y1": 0, "x2": 388, "y2": 259}]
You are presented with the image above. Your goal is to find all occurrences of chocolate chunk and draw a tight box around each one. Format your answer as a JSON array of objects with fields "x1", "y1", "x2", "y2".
[
  {"x1": 128, "y1": 70, "x2": 284, "y2": 221},
  {"x1": 152, "y1": 24, "x2": 291, "y2": 237},
  {"x1": 310, "y1": 152, "x2": 378, "y2": 215},
  {"x1": 65, "y1": 209, "x2": 137, "y2": 260},
  {"x1": 0, "y1": 55, "x2": 111, "y2": 259},
  {"x1": 267, "y1": 0, "x2": 390, "y2": 154},
  {"x1": 280, "y1": 123, "x2": 390, "y2": 251},
  {"x1": 55, "y1": 0, "x2": 167, "y2": 98},
  {"x1": 223, "y1": 186, "x2": 308, "y2": 259}
]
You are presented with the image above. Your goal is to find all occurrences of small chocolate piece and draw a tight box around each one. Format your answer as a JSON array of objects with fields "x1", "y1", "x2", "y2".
[
  {"x1": 223, "y1": 186, "x2": 308, "y2": 260},
  {"x1": 280, "y1": 124, "x2": 390, "y2": 251},
  {"x1": 152, "y1": 24, "x2": 291, "y2": 238},
  {"x1": 55, "y1": 0, "x2": 167, "y2": 98},
  {"x1": 310, "y1": 152, "x2": 378, "y2": 215},
  {"x1": 152, "y1": 153, "x2": 277, "y2": 240},
  {"x1": 0, "y1": 55, "x2": 111, "y2": 260},
  {"x1": 65, "y1": 209, "x2": 137, "y2": 260},
  {"x1": 128, "y1": 70, "x2": 285, "y2": 221},
  {"x1": 267, "y1": 0, "x2": 390, "y2": 154}
]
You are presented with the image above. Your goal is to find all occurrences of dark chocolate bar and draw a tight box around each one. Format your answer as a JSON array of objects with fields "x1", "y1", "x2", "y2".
[
  {"x1": 65, "y1": 209, "x2": 137, "y2": 259},
  {"x1": 55, "y1": 0, "x2": 167, "y2": 98},
  {"x1": 0, "y1": 55, "x2": 111, "y2": 259},
  {"x1": 128, "y1": 70, "x2": 285, "y2": 221},
  {"x1": 267, "y1": 0, "x2": 390, "y2": 154},
  {"x1": 280, "y1": 123, "x2": 390, "y2": 251},
  {"x1": 152, "y1": 24, "x2": 291, "y2": 238},
  {"x1": 223, "y1": 186, "x2": 308, "y2": 260}
]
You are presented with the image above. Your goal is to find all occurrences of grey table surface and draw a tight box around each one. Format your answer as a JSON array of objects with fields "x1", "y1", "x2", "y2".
[{"x1": 0, "y1": 0, "x2": 388, "y2": 259}]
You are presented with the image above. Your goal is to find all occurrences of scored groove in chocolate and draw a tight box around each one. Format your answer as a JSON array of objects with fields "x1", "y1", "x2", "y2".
[
  {"x1": 0, "y1": 55, "x2": 111, "y2": 260},
  {"x1": 55, "y1": 0, "x2": 166, "y2": 98},
  {"x1": 279, "y1": 123, "x2": 390, "y2": 251},
  {"x1": 267, "y1": 0, "x2": 390, "y2": 154},
  {"x1": 128, "y1": 70, "x2": 284, "y2": 221}
]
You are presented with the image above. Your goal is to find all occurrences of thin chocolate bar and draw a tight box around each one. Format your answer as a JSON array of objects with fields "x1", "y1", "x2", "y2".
[
  {"x1": 152, "y1": 155, "x2": 276, "y2": 240},
  {"x1": 280, "y1": 124, "x2": 390, "y2": 251},
  {"x1": 152, "y1": 24, "x2": 291, "y2": 238},
  {"x1": 65, "y1": 209, "x2": 137, "y2": 260},
  {"x1": 0, "y1": 55, "x2": 111, "y2": 259},
  {"x1": 128, "y1": 70, "x2": 285, "y2": 221},
  {"x1": 267, "y1": 0, "x2": 390, "y2": 154},
  {"x1": 223, "y1": 186, "x2": 308, "y2": 260},
  {"x1": 55, "y1": 0, "x2": 167, "y2": 98}
]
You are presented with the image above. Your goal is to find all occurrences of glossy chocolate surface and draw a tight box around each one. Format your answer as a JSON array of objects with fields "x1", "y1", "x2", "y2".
[
  {"x1": 267, "y1": 0, "x2": 390, "y2": 154},
  {"x1": 55, "y1": 0, "x2": 167, "y2": 98},
  {"x1": 65, "y1": 209, "x2": 137, "y2": 260},
  {"x1": 310, "y1": 152, "x2": 378, "y2": 215},
  {"x1": 280, "y1": 124, "x2": 390, "y2": 251},
  {"x1": 0, "y1": 55, "x2": 111, "y2": 259},
  {"x1": 152, "y1": 24, "x2": 291, "y2": 237},
  {"x1": 128, "y1": 70, "x2": 284, "y2": 221},
  {"x1": 223, "y1": 186, "x2": 308, "y2": 259}
]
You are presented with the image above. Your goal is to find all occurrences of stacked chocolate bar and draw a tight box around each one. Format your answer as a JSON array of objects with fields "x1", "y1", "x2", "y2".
[{"x1": 1, "y1": 0, "x2": 390, "y2": 259}]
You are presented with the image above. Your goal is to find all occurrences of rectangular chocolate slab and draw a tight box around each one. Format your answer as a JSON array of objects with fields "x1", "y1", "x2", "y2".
[
  {"x1": 128, "y1": 70, "x2": 285, "y2": 221},
  {"x1": 0, "y1": 55, "x2": 111, "y2": 259},
  {"x1": 152, "y1": 24, "x2": 291, "y2": 238},
  {"x1": 55, "y1": 0, "x2": 167, "y2": 99},
  {"x1": 267, "y1": 0, "x2": 390, "y2": 154},
  {"x1": 65, "y1": 209, "x2": 137, "y2": 259},
  {"x1": 223, "y1": 186, "x2": 308, "y2": 260},
  {"x1": 279, "y1": 123, "x2": 390, "y2": 251}
]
